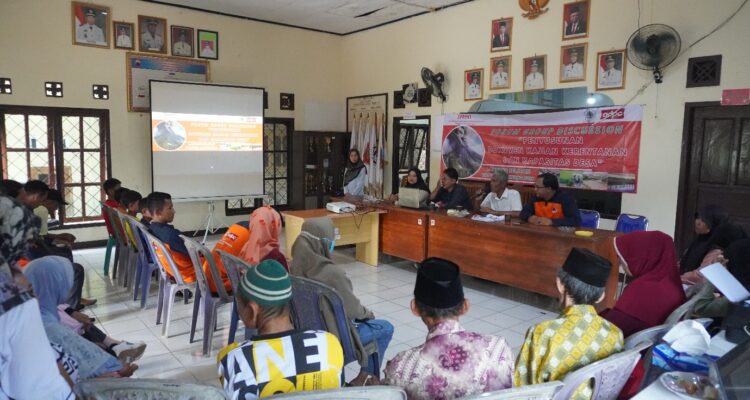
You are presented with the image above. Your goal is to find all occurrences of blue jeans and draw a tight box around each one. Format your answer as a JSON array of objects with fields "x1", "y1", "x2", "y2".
[{"x1": 355, "y1": 319, "x2": 394, "y2": 375}]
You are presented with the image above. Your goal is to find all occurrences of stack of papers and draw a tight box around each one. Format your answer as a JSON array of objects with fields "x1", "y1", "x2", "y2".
[{"x1": 471, "y1": 214, "x2": 505, "y2": 223}]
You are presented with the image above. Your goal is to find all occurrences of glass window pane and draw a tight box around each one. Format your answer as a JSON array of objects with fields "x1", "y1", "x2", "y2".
[
  {"x1": 264, "y1": 152, "x2": 275, "y2": 177},
  {"x1": 264, "y1": 124, "x2": 274, "y2": 151},
  {"x1": 82, "y1": 117, "x2": 100, "y2": 149},
  {"x1": 83, "y1": 152, "x2": 101, "y2": 183},
  {"x1": 275, "y1": 124, "x2": 287, "y2": 151},
  {"x1": 64, "y1": 153, "x2": 82, "y2": 184},
  {"x1": 28, "y1": 115, "x2": 48, "y2": 149},
  {"x1": 65, "y1": 186, "x2": 83, "y2": 219},
  {"x1": 84, "y1": 186, "x2": 101, "y2": 218},
  {"x1": 62, "y1": 116, "x2": 80, "y2": 149},
  {"x1": 276, "y1": 179, "x2": 288, "y2": 205},
  {"x1": 227, "y1": 199, "x2": 242, "y2": 209},
  {"x1": 6, "y1": 151, "x2": 28, "y2": 181},
  {"x1": 275, "y1": 153, "x2": 287, "y2": 178},
  {"x1": 4, "y1": 114, "x2": 26, "y2": 148},
  {"x1": 29, "y1": 152, "x2": 51, "y2": 184},
  {"x1": 264, "y1": 180, "x2": 276, "y2": 206}
]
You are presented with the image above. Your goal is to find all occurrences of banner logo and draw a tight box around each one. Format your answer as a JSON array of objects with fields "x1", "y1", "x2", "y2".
[{"x1": 600, "y1": 108, "x2": 625, "y2": 120}]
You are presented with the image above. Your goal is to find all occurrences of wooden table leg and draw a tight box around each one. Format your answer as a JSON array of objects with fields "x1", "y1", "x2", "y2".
[
  {"x1": 355, "y1": 213, "x2": 380, "y2": 267},
  {"x1": 284, "y1": 216, "x2": 303, "y2": 257}
]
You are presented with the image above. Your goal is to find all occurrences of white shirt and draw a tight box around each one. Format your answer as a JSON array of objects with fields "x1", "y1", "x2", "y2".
[
  {"x1": 599, "y1": 68, "x2": 623, "y2": 87},
  {"x1": 491, "y1": 72, "x2": 508, "y2": 87},
  {"x1": 116, "y1": 34, "x2": 132, "y2": 48},
  {"x1": 173, "y1": 41, "x2": 191, "y2": 56},
  {"x1": 525, "y1": 72, "x2": 544, "y2": 90},
  {"x1": 141, "y1": 32, "x2": 163, "y2": 51},
  {"x1": 76, "y1": 23, "x2": 105, "y2": 44},
  {"x1": 344, "y1": 168, "x2": 367, "y2": 196},
  {"x1": 467, "y1": 83, "x2": 481, "y2": 98},
  {"x1": 480, "y1": 189, "x2": 522, "y2": 212},
  {"x1": 563, "y1": 63, "x2": 583, "y2": 80},
  {"x1": 201, "y1": 47, "x2": 216, "y2": 58}
]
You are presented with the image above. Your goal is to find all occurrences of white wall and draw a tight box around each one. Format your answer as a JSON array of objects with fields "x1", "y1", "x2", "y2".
[{"x1": 341, "y1": 0, "x2": 750, "y2": 235}]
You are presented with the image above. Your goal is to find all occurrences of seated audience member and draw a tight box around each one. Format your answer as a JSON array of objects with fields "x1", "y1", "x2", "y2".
[
  {"x1": 241, "y1": 205, "x2": 288, "y2": 270},
  {"x1": 0, "y1": 179, "x2": 23, "y2": 197},
  {"x1": 601, "y1": 231, "x2": 686, "y2": 337},
  {"x1": 113, "y1": 187, "x2": 131, "y2": 213},
  {"x1": 520, "y1": 173, "x2": 581, "y2": 227},
  {"x1": 139, "y1": 197, "x2": 152, "y2": 226},
  {"x1": 15, "y1": 179, "x2": 49, "y2": 210},
  {"x1": 515, "y1": 248, "x2": 623, "y2": 400},
  {"x1": 680, "y1": 205, "x2": 729, "y2": 275},
  {"x1": 218, "y1": 260, "x2": 344, "y2": 398},
  {"x1": 0, "y1": 196, "x2": 76, "y2": 399},
  {"x1": 429, "y1": 168, "x2": 472, "y2": 210},
  {"x1": 385, "y1": 258, "x2": 513, "y2": 399},
  {"x1": 343, "y1": 148, "x2": 367, "y2": 196},
  {"x1": 389, "y1": 167, "x2": 430, "y2": 202},
  {"x1": 692, "y1": 238, "x2": 750, "y2": 319},
  {"x1": 479, "y1": 168, "x2": 522, "y2": 215},
  {"x1": 34, "y1": 189, "x2": 75, "y2": 247},
  {"x1": 681, "y1": 223, "x2": 747, "y2": 285},
  {"x1": 101, "y1": 178, "x2": 122, "y2": 235},
  {"x1": 291, "y1": 217, "x2": 394, "y2": 380},
  {"x1": 205, "y1": 222, "x2": 250, "y2": 294},
  {"x1": 24, "y1": 256, "x2": 138, "y2": 379},
  {"x1": 119, "y1": 190, "x2": 142, "y2": 217}
]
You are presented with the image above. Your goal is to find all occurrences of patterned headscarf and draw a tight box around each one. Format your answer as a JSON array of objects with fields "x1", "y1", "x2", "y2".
[{"x1": 0, "y1": 195, "x2": 39, "y2": 304}]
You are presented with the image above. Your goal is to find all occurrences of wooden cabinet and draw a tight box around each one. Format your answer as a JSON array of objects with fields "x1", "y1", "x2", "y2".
[{"x1": 290, "y1": 131, "x2": 350, "y2": 210}]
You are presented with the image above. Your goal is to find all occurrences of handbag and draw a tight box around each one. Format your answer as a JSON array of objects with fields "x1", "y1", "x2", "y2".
[{"x1": 723, "y1": 301, "x2": 750, "y2": 343}]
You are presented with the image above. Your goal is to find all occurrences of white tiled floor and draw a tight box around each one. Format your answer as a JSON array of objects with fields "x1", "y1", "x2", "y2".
[{"x1": 72, "y1": 232, "x2": 558, "y2": 388}]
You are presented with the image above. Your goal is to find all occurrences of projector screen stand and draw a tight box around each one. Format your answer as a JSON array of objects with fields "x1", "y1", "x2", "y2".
[{"x1": 194, "y1": 201, "x2": 225, "y2": 244}]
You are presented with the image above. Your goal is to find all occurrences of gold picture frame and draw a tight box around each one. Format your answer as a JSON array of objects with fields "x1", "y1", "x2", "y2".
[
  {"x1": 562, "y1": 0, "x2": 590, "y2": 40},
  {"x1": 464, "y1": 68, "x2": 484, "y2": 101},
  {"x1": 71, "y1": 2, "x2": 111, "y2": 48},
  {"x1": 113, "y1": 21, "x2": 135, "y2": 50},
  {"x1": 126, "y1": 52, "x2": 210, "y2": 112},
  {"x1": 490, "y1": 17, "x2": 513, "y2": 52},
  {"x1": 138, "y1": 15, "x2": 168, "y2": 54},
  {"x1": 559, "y1": 43, "x2": 587, "y2": 83},
  {"x1": 523, "y1": 55, "x2": 547, "y2": 92},
  {"x1": 596, "y1": 49, "x2": 627, "y2": 91},
  {"x1": 489, "y1": 56, "x2": 512, "y2": 90}
]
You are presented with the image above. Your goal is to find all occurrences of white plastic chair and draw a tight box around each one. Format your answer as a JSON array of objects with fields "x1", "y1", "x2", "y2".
[
  {"x1": 460, "y1": 381, "x2": 563, "y2": 399},
  {"x1": 139, "y1": 227, "x2": 196, "y2": 337},
  {"x1": 269, "y1": 386, "x2": 406, "y2": 399},
  {"x1": 115, "y1": 209, "x2": 140, "y2": 290},
  {"x1": 552, "y1": 348, "x2": 642, "y2": 400},
  {"x1": 664, "y1": 288, "x2": 707, "y2": 325},
  {"x1": 75, "y1": 378, "x2": 226, "y2": 399},
  {"x1": 624, "y1": 318, "x2": 712, "y2": 350}
]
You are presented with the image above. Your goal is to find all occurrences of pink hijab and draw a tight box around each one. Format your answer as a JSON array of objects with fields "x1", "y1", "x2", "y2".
[
  {"x1": 614, "y1": 231, "x2": 686, "y2": 327},
  {"x1": 241, "y1": 206, "x2": 282, "y2": 265}
]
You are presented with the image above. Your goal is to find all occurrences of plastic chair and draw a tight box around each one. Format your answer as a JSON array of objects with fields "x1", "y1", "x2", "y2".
[
  {"x1": 123, "y1": 216, "x2": 158, "y2": 308},
  {"x1": 579, "y1": 209, "x2": 601, "y2": 229},
  {"x1": 288, "y1": 276, "x2": 380, "y2": 378},
  {"x1": 460, "y1": 381, "x2": 563, "y2": 399},
  {"x1": 104, "y1": 206, "x2": 130, "y2": 284},
  {"x1": 624, "y1": 318, "x2": 712, "y2": 350},
  {"x1": 74, "y1": 378, "x2": 226, "y2": 400},
  {"x1": 615, "y1": 214, "x2": 648, "y2": 233},
  {"x1": 115, "y1": 209, "x2": 140, "y2": 290},
  {"x1": 100, "y1": 202, "x2": 116, "y2": 277},
  {"x1": 138, "y1": 227, "x2": 195, "y2": 337},
  {"x1": 269, "y1": 386, "x2": 406, "y2": 399},
  {"x1": 218, "y1": 250, "x2": 251, "y2": 345},
  {"x1": 552, "y1": 347, "x2": 641, "y2": 400},
  {"x1": 181, "y1": 235, "x2": 234, "y2": 356},
  {"x1": 664, "y1": 290, "x2": 707, "y2": 325}
]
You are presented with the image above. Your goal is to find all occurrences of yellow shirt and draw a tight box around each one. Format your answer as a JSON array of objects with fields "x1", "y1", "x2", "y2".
[{"x1": 514, "y1": 304, "x2": 624, "y2": 400}]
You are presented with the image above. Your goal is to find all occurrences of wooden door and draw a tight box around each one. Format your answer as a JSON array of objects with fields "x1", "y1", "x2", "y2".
[{"x1": 676, "y1": 103, "x2": 750, "y2": 251}]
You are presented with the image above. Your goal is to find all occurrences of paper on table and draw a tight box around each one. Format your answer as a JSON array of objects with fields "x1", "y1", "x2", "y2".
[
  {"x1": 701, "y1": 262, "x2": 750, "y2": 303},
  {"x1": 471, "y1": 214, "x2": 505, "y2": 223}
]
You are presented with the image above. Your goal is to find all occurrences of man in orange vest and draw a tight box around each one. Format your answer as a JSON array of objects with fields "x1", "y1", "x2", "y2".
[{"x1": 520, "y1": 173, "x2": 581, "y2": 227}]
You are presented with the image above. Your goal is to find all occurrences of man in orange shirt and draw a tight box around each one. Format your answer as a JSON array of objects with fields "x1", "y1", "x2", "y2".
[{"x1": 520, "y1": 173, "x2": 581, "y2": 227}]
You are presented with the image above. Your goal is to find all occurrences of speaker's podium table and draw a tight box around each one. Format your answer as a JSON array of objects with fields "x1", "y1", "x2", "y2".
[{"x1": 281, "y1": 208, "x2": 386, "y2": 266}]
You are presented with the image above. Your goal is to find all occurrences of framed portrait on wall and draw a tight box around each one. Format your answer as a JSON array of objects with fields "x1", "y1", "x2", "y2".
[
  {"x1": 562, "y1": 0, "x2": 590, "y2": 40},
  {"x1": 113, "y1": 22, "x2": 135, "y2": 50},
  {"x1": 490, "y1": 18, "x2": 513, "y2": 52},
  {"x1": 597, "y1": 49, "x2": 627, "y2": 90},
  {"x1": 464, "y1": 68, "x2": 483, "y2": 101},
  {"x1": 197, "y1": 30, "x2": 219, "y2": 60},
  {"x1": 171, "y1": 26, "x2": 194, "y2": 57},
  {"x1": 560, "y1": 43, "x2": 587, "y2": 82},
  {"x1": 138, "y1": 15, "x2": 167, "y2": 54},
  {"x1": 72, "y1": 2, "x2": 110, "y2": 48},
  {"x1": 489, "y1": 56, "x2": 511, "y2": 90},
  {"x1": 523, "y1": 55, "x2": 546, "y2": 91}
]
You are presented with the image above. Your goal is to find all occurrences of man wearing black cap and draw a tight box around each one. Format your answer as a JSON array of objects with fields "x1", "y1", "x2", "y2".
[
  {"x1": 33, "y1": 189, "x2": 74, "y2": 245},
  {"x1": 384, "y1": 258, "x2": 513, "y2": 400},
  {"x1": 515, "y1": 248, "x2": 623, "y2": 399},
  {"x1": 429, "y1": 168, "x2": 472, "y2": 210}
]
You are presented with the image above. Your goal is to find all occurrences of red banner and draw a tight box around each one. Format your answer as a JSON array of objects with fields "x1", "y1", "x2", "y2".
[{"x1": 441, "y1": 105, "x2": 642, "y2": 193}]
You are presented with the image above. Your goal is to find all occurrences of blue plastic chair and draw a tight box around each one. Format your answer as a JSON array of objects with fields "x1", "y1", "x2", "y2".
[
  {"x1": 125, "y1": 217, "x2": 158, "y2": 308},
  {"x1": 615, "y1": 214, "x2": 648, "y2": 233},
  {"x1": 579, "y1": 209, "x2": 601, "y2": 229},
  {"x1": 217, "y1": 250, "x2": 250, "y2": 345}
]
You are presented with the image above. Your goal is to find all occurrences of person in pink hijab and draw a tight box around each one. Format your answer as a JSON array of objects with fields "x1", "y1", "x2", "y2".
[
  {"x1": 240, "y1": 206, "x2": 288, "y2": 270},
  {"x1": 601, "y1": 231, "x2": 686, "y2": 337}
]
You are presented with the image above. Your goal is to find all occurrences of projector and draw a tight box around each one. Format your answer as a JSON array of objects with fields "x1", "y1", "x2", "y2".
[{"x1": 326, "y1": 201, "x2": 356, "y2": 214}]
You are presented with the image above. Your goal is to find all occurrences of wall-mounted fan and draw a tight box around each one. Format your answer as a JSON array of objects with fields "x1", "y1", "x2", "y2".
[
  {"x1": 421, "y1": 67, "x2": 447, "y2": 102},
  {"x1": 627, "y1": 24, "x2": 681, "y2": 83}
]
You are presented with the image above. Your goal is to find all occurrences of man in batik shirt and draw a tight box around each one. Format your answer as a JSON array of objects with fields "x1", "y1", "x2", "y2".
[
  {"x1": 384, "y1": 258, "x2": 514, "y2": 399},
  {"x1": 515, "y1": 248, "x2": 624, "y2": 400}
]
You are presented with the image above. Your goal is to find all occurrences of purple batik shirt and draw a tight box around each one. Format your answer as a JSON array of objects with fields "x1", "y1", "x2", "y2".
[{"x1": 384, "y1": 319, "x2": 514, "y2": 400}]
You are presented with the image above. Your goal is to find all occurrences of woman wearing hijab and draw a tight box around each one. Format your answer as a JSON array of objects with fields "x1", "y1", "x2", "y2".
[
  {"x1": 389, "y1": 167, "x2": 429, "y2": 202},
  {"x1": 24, "y1": 256, "x2": 138, "y2": 379},
  {"x1": 601, "y1": 231, "x2": 687, "y2": 337},
  {"x1": 240, "y1": 205, "x2": 287, "y2": 269},
  {"x1": 0, "y1": 196, "x2": 74, "y2": 399},
  {"x1": 681, "y1": 223, "x2": 747, "y2": 285},
  {"x1": 290, "y1": 217, "x2": 393, "y2": 381},
  {"x1": 680, "y1": 205, "x2": 729, "y2": 274},
  {"x1": 343, "y1": 149, "x2": 367, "y2": 196},
  {"x1": 693, "y1": 239, "x2": 750, "y2": 319}
]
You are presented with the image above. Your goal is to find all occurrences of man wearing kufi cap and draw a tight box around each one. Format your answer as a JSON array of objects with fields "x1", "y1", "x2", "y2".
[
  {"x1": 600, "y1": 53, "x2": 623, "y2": 87},
  {"x1": 76, "y1": 8, "x2": 105, "y2": 44},
  {"x1": 515, "y1": 248, "x2": 623, "y2": 400},
  {"x1": 384, "y1": 258, "x2": 514, "y2": 400},
  {"x1": 524, "y1": 58, "x2": 544, "y2": 90},
  {"x1": 141, "y1": 19, "x2": 164, "y2": 51},
  {"x1": 217, "y1": 260, "x2": 344, "y2": 399}
]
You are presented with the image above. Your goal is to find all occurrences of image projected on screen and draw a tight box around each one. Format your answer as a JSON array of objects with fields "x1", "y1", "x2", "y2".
[{"x1": 150, "y1": 81, "x2": 265, "y2": 200}]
